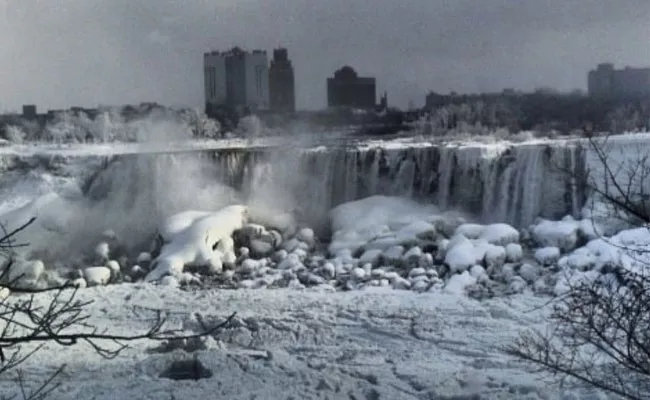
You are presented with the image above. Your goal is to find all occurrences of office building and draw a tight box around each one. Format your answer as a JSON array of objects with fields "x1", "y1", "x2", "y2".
[
  {"x1": 204, "y1": 47, "x2": 270, "y2": 114},
  {"x1": 326, "y1": 66, "x2": 376, "y2": 109},
  {"x1": 268, "y1": 48, "x2": 296, "y2": 113},
  {"x1": 588, "y1": 63, "x2": 650, "y2": 98}
]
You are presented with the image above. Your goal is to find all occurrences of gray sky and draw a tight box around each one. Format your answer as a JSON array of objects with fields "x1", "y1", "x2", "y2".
[{"x1": 0, "y1": 0, "x2": 649, "y2": 111}]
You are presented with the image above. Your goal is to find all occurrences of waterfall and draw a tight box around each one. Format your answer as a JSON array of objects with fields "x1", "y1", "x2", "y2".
[{"x1": 2, "y1": 140, "x2": 590, "y2": 233}]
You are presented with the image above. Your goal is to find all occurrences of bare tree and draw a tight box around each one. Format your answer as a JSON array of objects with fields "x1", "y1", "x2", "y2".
[
  {"x1": 0, "y1": 218, "x2": 236, "y2": 400},
  {"x1": 506, "y1": 133, "x2": 650, "y2": 399}
]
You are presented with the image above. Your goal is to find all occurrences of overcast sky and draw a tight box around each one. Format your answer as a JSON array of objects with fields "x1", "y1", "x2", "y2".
[{"x1": 0, "y1": 0, "x2": 649, "y2": 111}]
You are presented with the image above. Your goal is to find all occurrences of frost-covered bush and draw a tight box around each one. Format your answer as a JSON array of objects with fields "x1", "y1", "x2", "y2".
[
  {"x1": 8, "y1": 105, "x2": 224, "y2": 144},
  {"x1": 3, "y1": 125, "x2": 26, "y2": 143}
]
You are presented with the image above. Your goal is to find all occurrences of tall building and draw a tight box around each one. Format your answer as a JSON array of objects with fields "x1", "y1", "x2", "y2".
[
  {"x1": 204, "y1": 47, "x2": 270, "y2": 114},
  {"x1": 588, "y1": 63, "x2": 650, "y2": 98},
  {"x1": 327, "y1": 66, "x2": 376, "y2": 109},
  {"x1": 268, "y1": 48, "x2": 296, "y2": 113}
]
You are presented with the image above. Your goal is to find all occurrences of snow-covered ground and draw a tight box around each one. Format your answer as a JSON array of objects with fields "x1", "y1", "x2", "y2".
[{"x1": 0, "y1": 284, "x2": 608, "y2": 400}]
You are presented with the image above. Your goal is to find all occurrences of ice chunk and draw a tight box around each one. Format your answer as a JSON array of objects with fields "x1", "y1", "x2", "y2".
[
  {"x1": 359, "y1": 249, "x2": 383, "y2": 266},
  {"x1": 444, "y1": 271, "x2": 477, "y2": 295},
  {"x1": 505, "y1": 243, "x2": 523, "y2": 263},
  {"x1": 454, "y1": 224, "x2": 485, "y2": 240},
  {"x1": 84, "y1": 266, "x2": 111, "y2": 286},
  {"x1": 531, "y1": 219, "x2": 579, "y2": 252},
  {"x1": 518, "y1": 263, "x2": 539, "y2": 283},
  {"x1": 485, "y1": 245, "x2": 507, "y2": 269},
  {"x1": 534, "y1": 247, "x2": 561, "y2": 266},
  {"x1": 479, "y1": 223, "x2": 520, "y2": 246},
  {"x1": 445, "y1": 236, "x2": 476, "y2": 273},
  {"x1": 145, "y1": 205, "x2": 248, "y2": 281}
]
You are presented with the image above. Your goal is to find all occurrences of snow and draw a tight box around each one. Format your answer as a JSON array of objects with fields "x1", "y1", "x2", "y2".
[
  {"x1": 145, "y1": 205, "x2": 248, "y2": 282},
  {"x1": 84, "y1": 266, "x2": 111, "y2": 286},
  {"x1": 534, "y1": 247, "x2": 561, "y2": 266},
  {"x1": 1, "y1": 284, "x2": 604, "y2": 400},
  {"x1": 530, "y1": 219, "x2": 579, "y2": 252},
  {"x1": 505, "y1": 243, "x2": 523, "y2": 262},
  {"x1": 479, "y1": 223, "x2": 520, "y2": 246},
  {"x1": 444, "y1": 235, "x2": 477, "y2": 273},
  {"x1": 328, "y1": 195, "x2": 438, "y2": 257}
]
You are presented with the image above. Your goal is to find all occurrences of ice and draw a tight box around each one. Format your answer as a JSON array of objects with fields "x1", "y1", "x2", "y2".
[
  {"x1": 84, "y1": 266, "x2": 111, "y2": 286},
  {"x1": 485, "y1": 244, "x2": 507, "y2": 268},
  {"x1": 531, "y1": 219, "x2": 580, "y2": 252},
  {"x1": 329, "y1": 195, "x2": 437, "y2": 255},
  {"x1": 145, "y1": 205, "x2": 248, "y2": 281},
  {"x1": 0, "y1": 283, "x2": 596, "y2": 399},
  {"x1": 534, "y1": 246, "x2": 561, "y2": 266},
  {"x1": 505, "y1": 243, "x2": 523, "y2": 262},
  {"x1": 444, "y1": 235, "x2": 476, "y2": 273},
  {"x1": 454, "y1": 223, "x2": 485, "y2": 239},
  {"x1": 558, "y1": 247, "x2": 597, "y2": 271},
  {"x1": 444, "y1": 271, "x2": 477, "y2": 294},
  {"x1": 478, "y1": 223, "x2": 520, "y2": 246},
  {"x1": 518, "y1": 263, "x2": 540, "y2": 283}
]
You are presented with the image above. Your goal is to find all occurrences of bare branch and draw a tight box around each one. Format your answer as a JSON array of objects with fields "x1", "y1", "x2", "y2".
[
  {"x1": 511, "y1": 131, "x2": 650, "y2": 399},
  {"x1": 0, "y1": 217, "x2": 238, "y2": 398}
]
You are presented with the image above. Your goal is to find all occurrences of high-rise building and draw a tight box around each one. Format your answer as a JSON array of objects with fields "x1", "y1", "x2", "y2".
[
  {"x1": 204, "y1": 47, "x2": 270, "y2": 114},
  {"x1": 327, "y1": 66, "x2": 376, "y2": 109},
  {"x1": 268, "y1": 48, "x2": 296, "y2": 113},
  {"x1": 588, "y1": 63, "x2": 650, "y2": 98}
]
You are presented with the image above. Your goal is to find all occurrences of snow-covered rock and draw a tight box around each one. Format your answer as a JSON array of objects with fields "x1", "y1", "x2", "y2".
[
  {"x1": 484, "y1": 245, "x2": 507, "y2": 269},
  {"x1": 557, "y1": 247, "x2": 597, "y2": 271},
  {"x1": 454, "y1": 224, "x2": 485, "y2": 240},
  {"x1": 505, "y1": 243, "x2": 523, "y2": 263},
  {"x1": 518, "y1": 263, "x2": 539, "y2": 283},
  {"x1": 444, "y1": 235, "x2": 476, "y2": 273},
  {"x1": 106, "y1": 260, "x2": 121, "y2": 275},
  {"x1": 297, "y1": 228, "x2": 315, "y2": 247},
  {"x1": 359, "y1": 249, "x2": 383, "y2": 267},
  {"x1": 136, "y1": 252, "x2": 152, "y2": 264},
  {"x1": 534, "y1": 247, "x2": 561, "y2": 266},
  {"x1": 444, "y1": 271, "x2": 477, "y2": 295},
  {"x1": 145, "y1": 205, "x2": 249, "y2": 281},
  {"x1": 382, "y1": 245, "x2": 405, "y2": 264},
  {"x1": 84, "y1": 266, "x2": 111, "y2": 286},
  {"x1": 478, "y1": 223, "x2": 520, "y2": 246},
  {"x1": 8, "y1": 259, "x2": 45, "y2": 283},
  {"x1": 531, "y1": 219, "x2": 579, "y2": 252}
]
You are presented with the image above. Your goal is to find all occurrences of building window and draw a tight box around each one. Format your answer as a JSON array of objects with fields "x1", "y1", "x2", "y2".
[
  {"x1": 211, "y1": 67, "x2": 215, "y2": 98},
  {"x1": 255, "y1": 66, "x2": 264, "y2": 96}
]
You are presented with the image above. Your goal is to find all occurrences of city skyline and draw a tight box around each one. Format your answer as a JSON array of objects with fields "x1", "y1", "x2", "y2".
[{"x1": 0, "y1": 0, "x2": 649, "y2": 112}]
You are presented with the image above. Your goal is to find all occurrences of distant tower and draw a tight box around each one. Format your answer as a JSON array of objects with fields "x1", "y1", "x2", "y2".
[
  {"x1": 22, "y1": 104, "x2": 37, "y2": 120},
  {"x1": 203, "y1": 47, "x2": 270, "y2": 116},
  {"x1": 379, "y1": 92, "x2": 388, "y2": 110},
  {"x1": 268, "y1": 48, "x2": 296, "y2": 113},
  {"x1": 588, "y1": 62, "x2": 650, "y2": 98}
]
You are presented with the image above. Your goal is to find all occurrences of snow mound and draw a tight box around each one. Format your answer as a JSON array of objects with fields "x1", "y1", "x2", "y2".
[
  {"x1": 455, "y1": 223, "x2": 519, "y2": 246},
  {"x1": 328, "y1": 195, "x2": 438, "y2": 257},
  {"x1": 145, "y1": 205, "x2": 249, "y2": 281}
]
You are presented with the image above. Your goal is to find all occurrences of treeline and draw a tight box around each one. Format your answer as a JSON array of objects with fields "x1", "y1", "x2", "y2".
[
  {"x1": 0, "y1": 103, "x2": 221, "y2": 143},
  {"x1": 423, "y1": 91, "x2": 650, "y2": 135}
]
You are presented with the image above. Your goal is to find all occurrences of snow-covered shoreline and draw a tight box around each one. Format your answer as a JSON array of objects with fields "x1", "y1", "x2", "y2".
[
  {"x1": 1, "y1": 130, "x2": 649, "y2": 157},
  {"x1": 0, "y1": 284, "x2": 605, "y2": 400}
]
